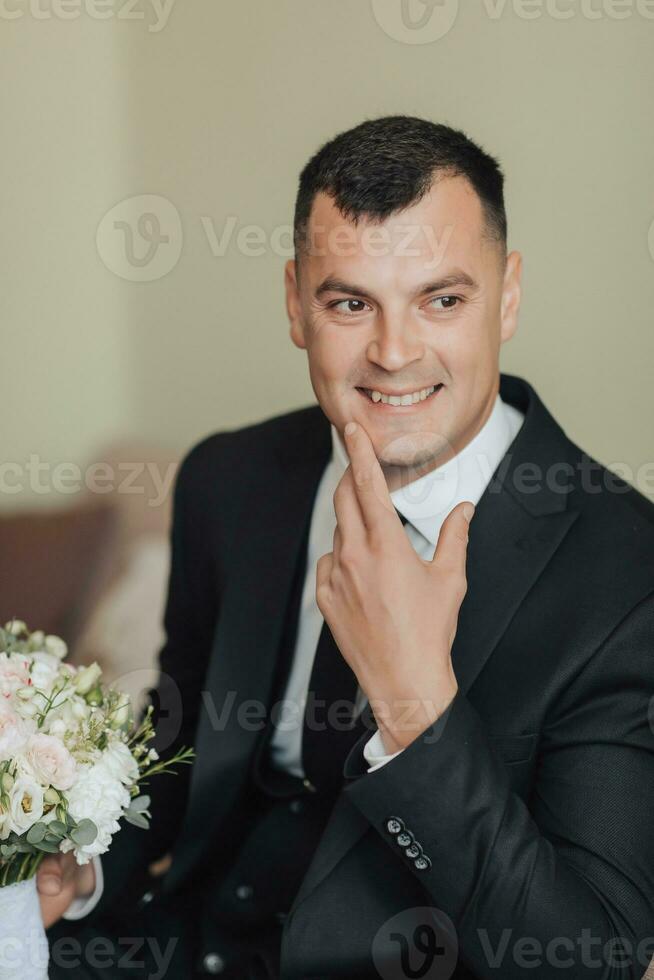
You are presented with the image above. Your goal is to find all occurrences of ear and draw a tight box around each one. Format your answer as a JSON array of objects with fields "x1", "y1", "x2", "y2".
[
  {"x1": 285, "y1": 260, "x2": 307, "y2": 350},
  {"x1": 499, "y1": 250, "x2": 522, "y2": 344}
]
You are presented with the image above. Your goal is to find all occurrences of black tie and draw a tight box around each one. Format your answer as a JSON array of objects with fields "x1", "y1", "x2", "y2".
[
  {"x1": 301, "y1": 507, "x2": 409, "y2": 794},
  {"x1": 301, "y1": 617, "x2": 360, "y2": 796}
]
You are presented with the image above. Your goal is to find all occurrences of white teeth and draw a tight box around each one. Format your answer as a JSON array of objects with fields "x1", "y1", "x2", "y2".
[{"x1": 365, "y1": 384, "x2": 438, "y2": 404}]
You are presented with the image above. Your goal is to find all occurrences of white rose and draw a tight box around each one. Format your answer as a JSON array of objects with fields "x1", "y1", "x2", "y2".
[
  {"x1": 0, "y1": 705, "x2": 30, "y2": 763},
  {"x1": 8, "y1": 775, "x2": 44, "y2": 834},
  {"x1": 22, "y1": 733, "x2": 77, "y2": 791},
  {"x1": 99, "y1": 740, "x2": 139, "y2": 786}
]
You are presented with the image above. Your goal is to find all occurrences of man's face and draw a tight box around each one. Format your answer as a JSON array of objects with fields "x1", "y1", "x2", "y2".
[{"x1": 285, "y1": 175, "x2": 522, "y2": 487}]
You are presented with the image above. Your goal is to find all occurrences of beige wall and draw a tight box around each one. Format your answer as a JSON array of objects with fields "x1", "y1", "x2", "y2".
[{"x1": 2, "y1": 0, "x2": 653, "y2": 509}]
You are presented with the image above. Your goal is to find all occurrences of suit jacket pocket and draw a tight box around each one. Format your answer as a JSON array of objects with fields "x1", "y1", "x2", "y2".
[{"x1": 487, "y1": 732, "x2": 539, "y2": 765}]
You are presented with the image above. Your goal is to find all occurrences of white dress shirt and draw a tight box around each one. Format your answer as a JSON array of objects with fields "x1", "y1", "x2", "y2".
[{"x1": 67, "y1": 390, "x2": 524, "y2": 919}]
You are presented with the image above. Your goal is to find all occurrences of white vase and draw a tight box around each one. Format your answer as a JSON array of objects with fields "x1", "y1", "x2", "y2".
[{"x1": 0, "y1": 876, "x2": 49, "y2": 979}]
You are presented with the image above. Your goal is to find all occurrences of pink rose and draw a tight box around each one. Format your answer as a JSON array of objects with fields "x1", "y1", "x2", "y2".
[
  {"x1": 0, "y1": 705, "x2": 29, "y2": 762},
  {"x1": 22, "y1": 732, "x2": 77, "y2": 791},
  {"x1": 0, "y1": 653, "x2": 31, "y2": 699}
]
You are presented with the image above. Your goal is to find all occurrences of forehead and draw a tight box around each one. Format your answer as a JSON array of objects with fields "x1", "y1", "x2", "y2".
[{"x1": 304, "y1": 175, "x2": 491, "y2": 282}]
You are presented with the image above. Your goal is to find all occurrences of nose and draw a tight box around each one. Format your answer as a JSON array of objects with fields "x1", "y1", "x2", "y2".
[{"x1": 365, "y1": 315, "x2": 425, "y2": 373}]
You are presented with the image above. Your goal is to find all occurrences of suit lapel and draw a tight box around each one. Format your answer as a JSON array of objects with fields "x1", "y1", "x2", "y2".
[
  {"x1": 166, "y1": 408, "x2": 331, "y2": 892},
  {"x1": 290, "y1": 376, "x2": 580, "y2": 909}
]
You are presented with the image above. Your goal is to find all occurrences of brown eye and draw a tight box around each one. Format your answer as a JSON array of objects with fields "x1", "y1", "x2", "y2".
[
  {"x1": 430, "y1": 295, "x2": 459, "y2": 311},
  {"x1": 332, "y1": 299, "x2": 369, "y2": 314}
]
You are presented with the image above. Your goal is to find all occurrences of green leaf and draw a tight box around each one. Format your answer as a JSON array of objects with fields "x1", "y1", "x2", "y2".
[
  {"x1": 123, "y1": 810, "x2": 149, "y2": 830},
  {"x1": 47, "y1": 821, "x2": 67, "y2": 837},
  {"x1": 34, "y1": 840, "x2": 60, "y2": 853},
  {"x1": 70, "y1": 819, "x2": 97, "y2": 846},
  {"x1": 26, "y1": 823, "x2": 47, "y2": 845},
  {"x1": 130, "y1": 794, "x2": 151, "y2": 810},
  {"x1": 0, "y1": 844, "x2": 17, "y2": 859}
]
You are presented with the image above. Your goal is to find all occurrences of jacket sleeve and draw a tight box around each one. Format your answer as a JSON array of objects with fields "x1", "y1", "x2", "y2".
[
  {"x1": 343, "y1": 590, "x2": 654, "y2": 979},
  {"x1": 90, "y1": 437, "x2": 222, "y2": 916}
]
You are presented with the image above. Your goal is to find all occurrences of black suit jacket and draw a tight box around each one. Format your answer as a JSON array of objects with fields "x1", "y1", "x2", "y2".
[{"x1": 100, "y1": 374, "x2": 654, "y2": 979}]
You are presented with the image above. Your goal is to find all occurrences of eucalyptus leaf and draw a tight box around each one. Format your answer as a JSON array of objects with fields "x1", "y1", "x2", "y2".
[
  {"x1": 35, "y1": 840, "x2": 60, "y2": 853},
  {"x1": 123, "y1": 810, "x2": 150, "y2": 830},
  {"x1": 70, "y1": 819, "x2": 97, "y2": 846},
  {"x1": 129, "y1": 795, "x2": 151, "y2": 811},
  {"x1": 47, "y1": 821, "x2": 67, "y2": 837},
  {"x1": 26, "y1": 823, "x2": 47, "y2": 845}
]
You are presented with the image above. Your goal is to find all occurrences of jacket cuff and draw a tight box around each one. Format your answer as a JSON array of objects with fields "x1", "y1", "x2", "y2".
[{"x1": 343, "y1": 690, "x2": 512, "y2": 917}]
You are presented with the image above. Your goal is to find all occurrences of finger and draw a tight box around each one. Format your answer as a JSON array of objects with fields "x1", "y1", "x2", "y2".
[
  {"x1": 333, "y1": 465, "x2": 366, "y2": 547},
  {"x1": 315, "y1": 551, "x2": 333, "y2": 608},
  {"x1": 332, "y1": 522, "x2": 342, "y2": 563},
  {"x1": 431, "y1": 500, "x2": 475, "y2": 576},
  {"x1": 37, "y1": 855, "x2": 64, "y2": 896},
  {"x1": 343, "y1": 422, "x2": 396, "y2": 532},
  {"x1": 60, "y1": 850, "x2": 78, "y2": 886}
]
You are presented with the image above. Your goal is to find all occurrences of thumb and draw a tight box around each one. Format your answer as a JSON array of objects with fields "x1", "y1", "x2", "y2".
[
  {"x1": 431, "y1": 500, "x2": 475, "y2": 575},
  {"x1": 37, "y1": 854, "x2": 64, "y2": 896}
]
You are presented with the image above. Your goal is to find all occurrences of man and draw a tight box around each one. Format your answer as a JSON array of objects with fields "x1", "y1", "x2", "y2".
[{"x1": 42, "y1": 116, "x2": 654, "y2": 979}]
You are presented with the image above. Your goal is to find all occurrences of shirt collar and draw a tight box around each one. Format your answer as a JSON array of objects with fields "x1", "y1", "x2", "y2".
[{"x1": 329, "y1": 393, "x2": 523, "y2": 547}]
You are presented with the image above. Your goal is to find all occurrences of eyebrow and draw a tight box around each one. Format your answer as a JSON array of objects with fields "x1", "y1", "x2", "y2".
[{"x1": 314, "y1": 271, "x2": 479, "y2": 302}]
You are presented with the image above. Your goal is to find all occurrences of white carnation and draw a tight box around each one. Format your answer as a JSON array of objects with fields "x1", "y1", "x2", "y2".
[
  {"x1": 62, "y1": 760, "x2": 131, "y2": 863},
  {"x1": 100, "y1": 740, "x2": 139, "y2": 787},
  {"x1": 28, "y1": 651, "x2": 64, "y2": 696}
]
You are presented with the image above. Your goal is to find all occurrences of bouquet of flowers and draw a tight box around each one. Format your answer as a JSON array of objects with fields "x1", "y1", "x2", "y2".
[{"x1": 0, "y1": 619, "x2": 193, "y2": 979}]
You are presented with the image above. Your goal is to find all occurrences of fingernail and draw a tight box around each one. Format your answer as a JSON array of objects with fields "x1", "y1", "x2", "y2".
[
  {"x1": 344, "y1": 422, "x2": 357, "y2": 437},
  {"x1": 463, "y1": 503, "x2": 475, "y2": 523}
]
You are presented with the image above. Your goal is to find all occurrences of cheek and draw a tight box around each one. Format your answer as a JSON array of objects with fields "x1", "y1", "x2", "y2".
[{"x1": 308, "y1": 325, "x2": 358, "y2": 386}]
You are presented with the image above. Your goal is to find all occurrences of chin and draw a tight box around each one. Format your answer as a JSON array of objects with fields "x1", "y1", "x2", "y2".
[{"x1": 375, "y1": 432, "x2": 450, "y2": 471}]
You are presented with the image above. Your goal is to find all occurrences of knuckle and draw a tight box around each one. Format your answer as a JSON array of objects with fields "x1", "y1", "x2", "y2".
[{"x1": 338, "y1": 544, "x2": 356, "y2": 569}]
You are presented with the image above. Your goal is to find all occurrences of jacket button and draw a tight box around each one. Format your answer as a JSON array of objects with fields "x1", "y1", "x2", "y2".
[
  {"x1": 396, "y1": 830, "x2": 413, "y2": 848},
  {"x1": 414, "y1": 855, "x2": 432, "y2": 872},
  {"x1": 289, "y1": 799, "x2": 304, "y2": 814},
  {"x1": 235, "y1": 884, "x2": 253, "y2": 900},
  {"x1": 138, "y1": 890, "x2": 154, "y2": 907},
  {"x1": 405, "y1": 842, "x2": 421, "y2": 859},
  {"x1": 202, "y1": 952, "x2": 225, "y2": 974},
  {"x1": 385, "y1": 816, "x2": 404, "y2": 835}
]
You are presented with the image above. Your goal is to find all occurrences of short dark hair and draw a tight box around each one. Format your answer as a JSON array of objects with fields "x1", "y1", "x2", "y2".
[{"x1": 293, "y1": 115, "x2": 507, "y2": 264}]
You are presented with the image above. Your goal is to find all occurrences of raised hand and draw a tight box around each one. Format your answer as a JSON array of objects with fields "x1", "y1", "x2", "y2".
[{"x1": 316, "y1": 421, "x2": 474, "y2": 754}]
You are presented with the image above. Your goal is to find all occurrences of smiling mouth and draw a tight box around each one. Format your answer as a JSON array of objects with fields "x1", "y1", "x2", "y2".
[{"x1": 356, "y1": 383, "x2": 444, "y2": 407}]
